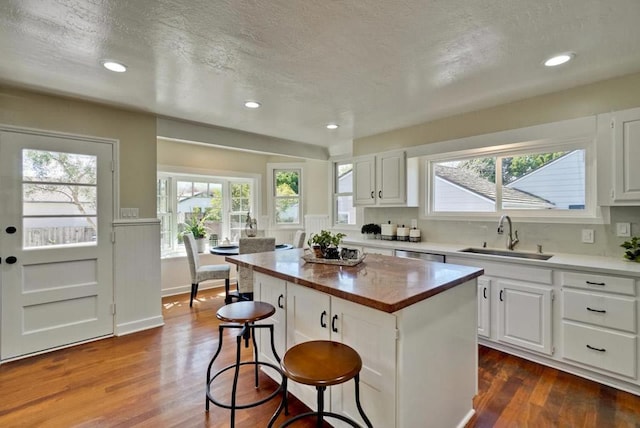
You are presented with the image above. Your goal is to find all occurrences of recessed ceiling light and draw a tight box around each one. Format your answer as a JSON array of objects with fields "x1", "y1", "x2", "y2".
[
  {"x1": 244, "y1": 101, "x2": 261, "y2": 109},
  {"x1": 101, "y1": 60, "x2": 127, "y2": 73},
  {"x1": 544, "y1": 53, "x2": 574, "y2": 67},
  {"x1": 326, "y1": 123, "x2": 339, "y2": 130}
]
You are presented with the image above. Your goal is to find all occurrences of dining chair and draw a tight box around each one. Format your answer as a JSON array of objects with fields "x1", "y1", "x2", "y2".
[
  {"x1": 292, "y1": 230, "x2": 306, "y2": 248},
  {"x1": 237, "y1": 237, "x2": 276, "y2": 300},
  {"x1": 183, "y1": 232, "x2": 230, "y2": 307}
]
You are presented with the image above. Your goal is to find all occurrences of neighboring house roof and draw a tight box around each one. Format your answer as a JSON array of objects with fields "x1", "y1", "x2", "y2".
[
  {"x1": 506, "y1": 150, "x2": 585, "y2": 209},
  {"x1": 435, "y1": 165, "x2": 554, "y2": 208}
]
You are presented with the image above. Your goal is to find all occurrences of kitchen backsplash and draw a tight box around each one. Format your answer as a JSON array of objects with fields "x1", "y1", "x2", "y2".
[{"x1": 360, "y1": 206, "x2": 640, "y2": 258}]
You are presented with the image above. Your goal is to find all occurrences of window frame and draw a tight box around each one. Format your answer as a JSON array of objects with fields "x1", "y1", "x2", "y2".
[
  {"x1": 157, "y1": 167, "x2": 259, "y2": 255},
  {"x1": 423, "y1": 136, "x2": 603, "y2": 223},
  {"x1": 332, "y1": 159, "x2": 357, "y2": 228},
  {"x1": 267, "y1": 163, "x2": 304, "y2": 229}
]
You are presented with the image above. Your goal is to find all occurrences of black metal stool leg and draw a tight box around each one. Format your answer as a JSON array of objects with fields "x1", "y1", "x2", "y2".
[
  {"x1": 316, "y1": 386, "x2": 326, "y2": 428},
  {"x1": 354, "y1": 374, "x2": 373, "y2": 428},
  {"x1": 205, "y1": 324, "x2": 225, "y2": 411},
  {"x1": 230, "y1": 327, "x2": 244, "y2": 427},
  {"x1": 251, "y1": 324, "x2": 259, "y2": 387}
]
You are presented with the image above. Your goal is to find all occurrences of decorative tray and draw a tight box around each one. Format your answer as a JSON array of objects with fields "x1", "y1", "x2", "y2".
[{"x1": 301, "y1": 253, "x2": 367, "y2": 266}]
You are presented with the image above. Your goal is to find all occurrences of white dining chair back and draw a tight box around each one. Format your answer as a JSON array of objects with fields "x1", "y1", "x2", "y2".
[
  {"x1": 237, "y1": 237, "x2": 276, "y2": 295},
  {"x1": 184, "y1": 232, "x2": 230, "y2": 307},
  {"x1": 292, "y1": 230, "x2": 306, "y2": 248}
]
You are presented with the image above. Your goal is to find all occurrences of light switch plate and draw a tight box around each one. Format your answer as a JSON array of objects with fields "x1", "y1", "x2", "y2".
[
  {"x1": 616, "y1": 222, "x2": 631, "y2": 237},
  {"x1": 581, "y1": 229, "x2": 594, "y2": 244}
]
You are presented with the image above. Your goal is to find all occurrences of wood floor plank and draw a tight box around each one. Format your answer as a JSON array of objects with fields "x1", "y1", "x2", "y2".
[{"x1": 1, "y1": 288, "x2": 640, "y2": 427}]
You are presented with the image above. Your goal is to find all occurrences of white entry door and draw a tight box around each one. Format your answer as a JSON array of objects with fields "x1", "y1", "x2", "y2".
[{"x1": 0, "y1": 130, "x2": 114, "y2": 360}]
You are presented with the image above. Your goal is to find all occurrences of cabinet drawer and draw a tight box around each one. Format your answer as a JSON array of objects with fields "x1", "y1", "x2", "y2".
[
  {"x1": 562, "y1": 322, "x2": 637, "y2": 378},
  {"x1": 562, "y1": 289, "x2": 637, "y2": 333},
  {"x1": 561, "y1": 272, "x2": 636, "y2": 296}
]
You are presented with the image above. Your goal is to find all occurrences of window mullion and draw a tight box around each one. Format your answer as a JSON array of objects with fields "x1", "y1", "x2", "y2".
[{"x1": 495, "y1": 157, "x2": 503, "y2": 213}]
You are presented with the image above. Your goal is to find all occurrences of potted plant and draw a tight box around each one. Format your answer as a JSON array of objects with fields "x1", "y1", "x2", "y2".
[
  {"x1": 621, "y1": 236, "x2": 640, "y2": 262},
  {"x1": 307, "y1": 230, "x2": 346, "y2": 259},
  {"x1": 361, "y1": 223, "x2": 381, "y2": 239},
  {"x1": 180, "y1": 208, "x2": 209, "y2": 252}
]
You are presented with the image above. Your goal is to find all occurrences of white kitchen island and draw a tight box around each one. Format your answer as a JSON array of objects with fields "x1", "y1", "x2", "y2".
[{"x1": 226, "y1": 249, "x2": 484, "y2": 428}]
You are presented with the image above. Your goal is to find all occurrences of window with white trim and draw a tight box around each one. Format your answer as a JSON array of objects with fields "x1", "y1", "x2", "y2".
[
  {"x1": 157, "y1": 173, "x2": 254, "y2": 254},
  {"x1": 333, "y1": 161, "x2": 356, "y2": 226},
  {"x1": 426, "y1": 139, "x2": 595, "y2": 220},
  {"x1": 270, "y1": 166, "x2": 302, "y2": 226}
]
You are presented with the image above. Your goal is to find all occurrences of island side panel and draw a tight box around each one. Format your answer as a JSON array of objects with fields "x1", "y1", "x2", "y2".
[{"x1": 395, "y1": 278, "x2": 478, "y2": 428}]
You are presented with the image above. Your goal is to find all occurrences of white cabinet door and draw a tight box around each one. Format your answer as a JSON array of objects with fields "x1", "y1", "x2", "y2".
[
  {"x1": 353, "y1": 155, "x2": 376, "y2": 206},
  {"x1": 497, "y1": 279, "x2": 553, "y2": 355},
  {"x1": 255, "y1": 272, "x2": 287, "y2": 372},
  {"x1": 330, "y1": 297, "x2": 397, "y2": 428},
  {"x1": 286, "y1": 284, "x2": 331, "y2": 409},
  {"x1": 477, "y1": 277, "x2": 491, "y2": 338},
  {"x1": 612, "y1": 107, "x2": 640, "y2": 202},
  {"x1": 377, "y1": 150, "x2": 406, "y2": 204},
  {"x1": 353, "y1": 151, "x2": 410, "y2": 206}
]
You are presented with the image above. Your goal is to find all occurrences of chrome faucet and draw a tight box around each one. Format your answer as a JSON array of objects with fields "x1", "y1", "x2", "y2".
[{"x1": 497, "y1": 215, "x2": 519, "y2": 250}]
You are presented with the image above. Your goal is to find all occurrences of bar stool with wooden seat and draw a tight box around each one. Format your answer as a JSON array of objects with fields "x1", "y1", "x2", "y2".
[
  {"x1": 206, "y1": 301, "x2": 286, "y2": 426},
  {"x1": 268, "y1": 340, "x2": 373, "y2": 428}
]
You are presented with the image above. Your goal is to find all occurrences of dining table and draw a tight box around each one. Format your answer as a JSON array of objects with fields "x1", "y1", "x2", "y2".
[{"x1": 210, "y1": 243, "x2": 294, "y2": 256}]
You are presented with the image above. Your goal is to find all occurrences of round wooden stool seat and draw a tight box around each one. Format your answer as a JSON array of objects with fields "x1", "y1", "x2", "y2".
[
  {"x1": 216, "y1": 300, "x2": 275, "y2": 323},
  {"x1": 268, "y1": 340, "x2": 372, "y2": 427},
  {"x1": 281, "y1": 340, "x2": 362, "y2": 386}
]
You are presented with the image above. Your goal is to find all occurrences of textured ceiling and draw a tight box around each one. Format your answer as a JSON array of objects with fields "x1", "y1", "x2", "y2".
[{"x1": 1, "y1": 0, "x2": 640, "y2": 152}]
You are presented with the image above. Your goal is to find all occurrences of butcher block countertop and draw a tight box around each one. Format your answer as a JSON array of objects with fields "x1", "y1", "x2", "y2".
[{"x1": 226, "y1": 249, "x2": 483, "y2": 313}]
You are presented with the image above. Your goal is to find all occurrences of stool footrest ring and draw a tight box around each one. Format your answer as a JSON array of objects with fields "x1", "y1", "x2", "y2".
[
  {"x1": 206, "y1": 360, "x2": 284, "y2": 410},
  {"x1": 279, "y1": 411, "x2": 363, "y2": 427}
]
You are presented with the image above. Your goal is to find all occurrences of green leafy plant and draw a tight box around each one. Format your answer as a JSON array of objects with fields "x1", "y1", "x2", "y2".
[
  {"x1": 307, "y1": 230, "x2": 346, "y2": 249},
  {"x1": 361, "y1": 223, "x2": 381, "y2": 235},
  {"x1": 621, "y1": 236, "x2": 640, "y2": 262},
  {"x1": 180, "y1": 208, "x2": 208, "y2": 239}
]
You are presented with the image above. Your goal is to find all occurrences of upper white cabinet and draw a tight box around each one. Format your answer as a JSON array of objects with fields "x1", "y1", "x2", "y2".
[
  {"x1": 598, "y1": 107, "x2": 640, "y2": 205},
  {"x1": 353, "y1": 150, "x2": 417, "y2": 206}
]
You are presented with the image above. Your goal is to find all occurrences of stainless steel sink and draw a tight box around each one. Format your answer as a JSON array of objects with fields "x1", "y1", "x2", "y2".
[{"x1": 459, "y1": 247, "x2": 553, "y2": 260}]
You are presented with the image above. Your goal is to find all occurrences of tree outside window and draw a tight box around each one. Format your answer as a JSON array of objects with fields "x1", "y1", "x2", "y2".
[{"x1": 274, "y1": 169, "x2": 300, "y2": 224}]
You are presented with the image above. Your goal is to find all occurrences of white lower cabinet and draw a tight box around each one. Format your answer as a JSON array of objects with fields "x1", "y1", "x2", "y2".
[
  {"x1": 562, "y1": 322, "x2": 637, "y2": 378},
  {"x1": 255, "y1": 273, "x2": 287, "y2": 377},
  {"x1": 449, "y1": 254, "x2": 640, "y2": 394},
  {"x1": 447, "y1": 256, "x2": 554, "y2": 355},
  {"x1": 286, "y1": 283, "x2": 397, "y2": 428},
  {"x1": 561, "y1": 270, "x2": 639, "y2": 381},
  {"x1": 477, "y1": 277, "x2": 491, "y2": 338},
  {"x1": 496, "y1": 279, "x2": 554, "y2": 355}
]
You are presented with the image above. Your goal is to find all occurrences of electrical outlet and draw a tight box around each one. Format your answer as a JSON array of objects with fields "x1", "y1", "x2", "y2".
[
  {"x1": 616, "y1": 222, "x2": 631, "y2": 237},
  {"x1": 581, "y1": 229, "x2": 594, "y2": 244}
]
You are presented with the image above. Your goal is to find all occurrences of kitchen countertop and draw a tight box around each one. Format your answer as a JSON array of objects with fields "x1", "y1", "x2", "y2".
[
  {"x1": 225, "y1": 248, "x2": 483, "y2": 313},
  {"x1": 343, "y1": 237, "x2": 640, "y2": 277}
]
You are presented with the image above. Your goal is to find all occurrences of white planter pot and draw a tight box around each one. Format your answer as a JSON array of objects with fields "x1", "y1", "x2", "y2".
[{"x1": 196, "y1": 238, "x2": 206, "y2": 253}]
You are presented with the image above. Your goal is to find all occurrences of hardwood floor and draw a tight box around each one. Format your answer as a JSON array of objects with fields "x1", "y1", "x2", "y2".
[{"x1": 0, "y1": 287, "x2": 639, "y2": 427}]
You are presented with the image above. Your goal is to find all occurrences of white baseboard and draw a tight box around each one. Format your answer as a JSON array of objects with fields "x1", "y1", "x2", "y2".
[
  {"x1": 161, "y1": 282, "x2": 227, "y2": 297},
  {"x1": 115, "y1": 316, "x2": 164, "y2": 336},
  {"x1": 457, "y1": 409, "x2": 476, "y2": 428}
]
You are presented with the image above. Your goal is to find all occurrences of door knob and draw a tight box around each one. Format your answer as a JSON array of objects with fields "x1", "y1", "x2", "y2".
[
  {"x1": 5, "y1": 226, "x2": 16, "y2": 234},
  {"x1": 5, "y1": 256, "x2": 17, "y2": 264}
]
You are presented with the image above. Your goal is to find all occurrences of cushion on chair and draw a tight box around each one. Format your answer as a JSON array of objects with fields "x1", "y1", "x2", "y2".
[{"x1": 196, "y1": 264, "x2": 231, "y2": 283}]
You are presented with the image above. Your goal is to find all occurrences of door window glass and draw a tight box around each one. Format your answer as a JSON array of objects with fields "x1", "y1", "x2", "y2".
[{"x1": 22, "y1": 149, "x2": 98, "y2": 248}]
